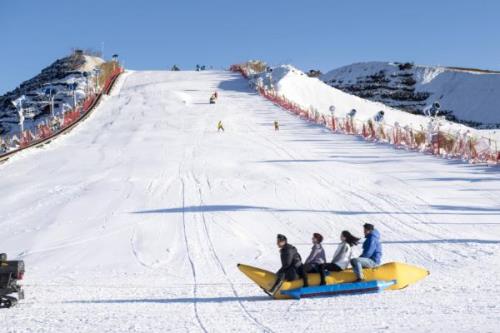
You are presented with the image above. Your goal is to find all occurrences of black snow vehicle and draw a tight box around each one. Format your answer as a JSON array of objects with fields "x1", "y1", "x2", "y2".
[{"x1": 0, "y1": 253, "x2": 25, "y2": 308}]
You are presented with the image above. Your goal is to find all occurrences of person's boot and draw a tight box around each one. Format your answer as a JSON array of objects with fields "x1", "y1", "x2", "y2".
[
  {"x1": 302, "y1": 275, "x2": 309, "y2": 288},
  {"x1": 319, "y1": 264, "x2": 326, "y2": 285},
  {"x1": 268, "y1": 278, "x2": 283, "y2": 295},
  {"x1": 301, "y1": 269, "x2": 309, "y2": 288},
  {"x1": 354, "y1": 272, "x2": 365, "y2": 283}
]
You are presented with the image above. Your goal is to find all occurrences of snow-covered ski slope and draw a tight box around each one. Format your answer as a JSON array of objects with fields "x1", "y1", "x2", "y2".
[{"x1": 1, "y1": 71, "x2": 499, "y2": 333}]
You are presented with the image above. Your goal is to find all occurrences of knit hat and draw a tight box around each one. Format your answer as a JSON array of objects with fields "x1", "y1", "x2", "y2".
[
  {"x1": 277, "y1": 234, "x2": 287, "y2": 242},
  {"x1": 313, "y1": 233, "x2": 323, "y2": 243}
]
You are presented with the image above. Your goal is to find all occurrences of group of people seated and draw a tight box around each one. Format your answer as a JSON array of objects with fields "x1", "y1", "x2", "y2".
[{"x1": 268, "y1": 223, "x2": 382, "y2": 294}]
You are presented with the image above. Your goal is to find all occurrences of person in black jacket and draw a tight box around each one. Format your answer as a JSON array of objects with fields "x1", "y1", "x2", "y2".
[{"x1": 268, "y1": 234, "x2": 306, "y2": 294}]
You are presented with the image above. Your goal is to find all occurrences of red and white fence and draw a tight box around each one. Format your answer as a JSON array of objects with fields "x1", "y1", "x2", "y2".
[
  {"x1": 0, "y1": 66, "x2": 123, "y2": 161},
  {"x1": 231, "y1": 64, "x2": 499, "y2": 165}
]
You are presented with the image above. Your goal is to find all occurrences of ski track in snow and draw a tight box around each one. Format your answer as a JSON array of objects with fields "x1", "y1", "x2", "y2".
[
  {"x1": 179, "y1": 96, "x2": 273, "y2": 332},
  {"x1": 194, "y1": 172, "x2": 275, "y2": 333},
  {"x1": 0, "y1": 71, "x2": 499, "y2": 332},
  {"x1": 180, "y1": 177, "x2": 208, "y2": 333}
]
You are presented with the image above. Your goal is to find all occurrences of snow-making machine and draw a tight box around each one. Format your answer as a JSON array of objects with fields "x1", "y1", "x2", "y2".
[{"x1": 0, "y1": 253, "x2": 25, "y2": 308}]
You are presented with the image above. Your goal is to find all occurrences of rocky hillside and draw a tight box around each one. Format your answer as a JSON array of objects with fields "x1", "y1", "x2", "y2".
[
  {"x1": 0, "y1": 51, "x2": 103, "y2": 134},
  {"x1": 321, "y1": 62, "x2": 500, "y2": 128}
]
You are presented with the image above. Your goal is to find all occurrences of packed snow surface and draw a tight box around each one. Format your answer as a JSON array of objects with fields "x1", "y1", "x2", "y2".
[{"x1": 1, "y1": 71, "x2": 499, "y2": 332}]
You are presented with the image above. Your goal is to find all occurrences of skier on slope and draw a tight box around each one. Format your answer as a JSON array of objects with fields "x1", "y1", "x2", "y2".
[
  {"x1": 217, "y1": 120, "x2": 224, "y2": 132},
  {"x1": 350, "y1": 224, "x2": 382, "y2": 282},
  {"x1": 302, "y1": 233, "x2": 326, "y2": 286},
  {"x1": 274, "y1": 120, "x2": 279, "y2": 131},
  {"x1": 210, "y1": 94, "x2": 216, "y2": 104},
  {"x1": 268, "y1": 234, "x2": 306, "y2": 294}
]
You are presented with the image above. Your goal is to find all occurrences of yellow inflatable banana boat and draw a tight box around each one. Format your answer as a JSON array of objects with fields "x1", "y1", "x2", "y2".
[{"x1": 238, "y1": 262, "x2": 429, "y2": 299}]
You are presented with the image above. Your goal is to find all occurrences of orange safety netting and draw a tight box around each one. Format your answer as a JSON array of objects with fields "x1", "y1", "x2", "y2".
[{"x1": 231, "y1": 65, "x2": 499, "y2": 165}]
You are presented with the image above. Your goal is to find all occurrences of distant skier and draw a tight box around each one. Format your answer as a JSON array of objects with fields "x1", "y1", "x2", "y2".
[
  {"x1": 274, "y1": 120, "x2": 279, "y2": 131},
  {"x1": 350, "y1": 224, "x2": 382, "y2": 282},
  {"x1": 268, "y1": 234, "x2": 306, "y2": 294},
  {"x1": 324, "y1": 230, "x2": 360, "y2": 276},
  {"x1": 196, "y1": 64, "x2": 200, "y2": 71},
  {"x1": 214, "y1": 91, "x2": 218, "y2": 99},
  {"x1": 302, "y1": 233, "x2": 326, "y2": 286},
  {"x1": 210, "y1": 94, "x2": 217, "y2": 104},
  {"x1": 217, "y1": 120, "x2": 224, "y2": 132}
]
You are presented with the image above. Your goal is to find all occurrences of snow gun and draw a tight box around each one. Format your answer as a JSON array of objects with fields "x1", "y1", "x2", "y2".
[
  {"x1": 237, "y1": 262, "x2": 429, "y2": 300},
  {"x1": 0, "y1": 253, "x2": 25, "y2": 308}
]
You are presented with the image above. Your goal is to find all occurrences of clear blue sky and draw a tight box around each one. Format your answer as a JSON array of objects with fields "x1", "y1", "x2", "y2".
[{"x1": 1, "y1": 0, "x2": 499, "y2": 94}]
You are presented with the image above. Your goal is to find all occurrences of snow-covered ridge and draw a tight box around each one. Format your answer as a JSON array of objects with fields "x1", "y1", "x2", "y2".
[
  {"x1": 252, "y1": 65, "x2": 474, "y2": 135},
  {"x1": 0, "y1": 53, "x2": 104, "y2": 135},
  {"x1": 321, "y1": 61, "x2": 500, "y2": 127}
]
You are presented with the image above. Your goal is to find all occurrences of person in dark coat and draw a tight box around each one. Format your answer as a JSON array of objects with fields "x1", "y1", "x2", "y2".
[
  {"x1": 268, "y1": 234, "x2": 305, "y2": 294},
  {"x1": 350, "y1": 223, "x2": 382, "y2": 281}
]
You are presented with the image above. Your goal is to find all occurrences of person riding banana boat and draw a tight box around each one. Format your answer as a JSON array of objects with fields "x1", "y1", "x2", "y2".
[{"x1": 240, "y1": 224, "x2": 429, "y2": 299}]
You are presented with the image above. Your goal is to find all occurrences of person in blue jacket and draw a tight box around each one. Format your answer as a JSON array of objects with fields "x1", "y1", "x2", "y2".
[{"x1": 350, "y1": 223, "x2": 382, "y2": 281}]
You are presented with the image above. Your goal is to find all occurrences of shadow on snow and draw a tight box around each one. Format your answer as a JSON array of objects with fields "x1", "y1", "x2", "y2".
[
  {"x1": 298, "y1": 238, "x2": 500, "y2": 246},
  {"x1": 132, "y1": 204, "x2": 500, "y2": 216},
  {"x1": 65, "y1": 295, "x2": 271, "y2": 305}
]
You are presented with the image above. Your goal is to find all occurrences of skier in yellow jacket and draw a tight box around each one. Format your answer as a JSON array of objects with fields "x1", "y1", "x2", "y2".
[{"x1": 217, "y1": 120, "x2": 224, "y2": 132}]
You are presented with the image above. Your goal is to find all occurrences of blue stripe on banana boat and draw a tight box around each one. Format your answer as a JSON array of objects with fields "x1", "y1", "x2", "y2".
[{"x1": 280, "y1": 279, "x2": 397, "y2": 299}]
